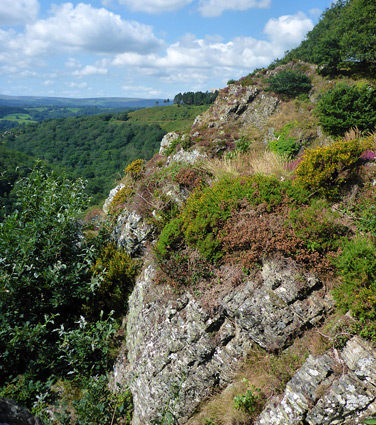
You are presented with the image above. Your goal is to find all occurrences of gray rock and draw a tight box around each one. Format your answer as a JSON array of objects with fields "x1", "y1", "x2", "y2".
[
  {"x1": 159, "y1": 132, "x2": 180, "y2": 154},
  {"x1": 102, "y1": 183, "x2": 125, "y2": 214},
  {"x1": 113, "y1": 259, "x2": 333, "y2": 424},
  {"x1": 168, "y1": 149, "x2": 207, "y2": 165},
  {"x1": 113, "y1": 209, "x2": 153, "y2": 256},
  {"x1": 256, "y1": 337, "x2": 376, "y2": 425},
  {"x1": 0, "y1": 398, "x2": 42, "y2": 425}
]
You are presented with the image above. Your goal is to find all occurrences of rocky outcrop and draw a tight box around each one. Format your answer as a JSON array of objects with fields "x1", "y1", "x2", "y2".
[
  {"x1": 113, "y1": 208, "x2": 154, "y2": 256},
  {"x1": 113, "y1": 258, "x2": 333, "y2": 424},
  {"x1": 168, "y1": 148, "x2": 207, "y2": 165},
  {"x1": 102, "y1": 183, "x2": 125, "y2": 215},
  {"x1": 159, "y1": 132, "x2": 180, "y2": 154},
  {"x1": 256, "y1": 336, "x2": 376, "y2": 424},
  {"x1": 0, "y1": 398, "x2": 42, "y2": 425},
  {"x1": 192, "y1": 85, "x2": 280, "y2": 134}
]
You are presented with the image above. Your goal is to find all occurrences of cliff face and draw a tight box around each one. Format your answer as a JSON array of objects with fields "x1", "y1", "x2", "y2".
[
  {"x1": 113, "y1": 260, "x2": 332, "y2": 424},
  {"x1": 107, "y1": 64, "x2": 376, "y2": 424}
]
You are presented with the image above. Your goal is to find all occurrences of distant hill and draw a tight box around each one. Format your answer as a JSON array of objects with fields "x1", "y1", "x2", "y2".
[{"x1": 0, "y1": 94, "x2": 171, "y2": 108}]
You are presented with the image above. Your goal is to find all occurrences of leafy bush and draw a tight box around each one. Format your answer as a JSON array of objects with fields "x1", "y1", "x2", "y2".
[
  {"x1": 316, "y1": 83, "x2": 376, "y2": 137},
  {"x1": 333, "y1": 237, "x2": 376, "y2": 340},
  {"x1": 267, "y1": 71, "x2": 312, "y2": 98},
  {"x1": 88, "y1": 242, "x2": 141, "y2": 316},
  {"x1": 0, "y1": 167, "x2": 134, "y2": 422},
  {"x1": 294, "y1": 138, "x2": 365, "y2": 198},
  {"x1": 72, "y1": 375, "x2": 133, "y2": 425},
  {"x1": 233, "y1": 384, "x2": 261, "y2": 415},
  {"x1": 269, "y1": 123, "x2": 300, "y2": 158}
]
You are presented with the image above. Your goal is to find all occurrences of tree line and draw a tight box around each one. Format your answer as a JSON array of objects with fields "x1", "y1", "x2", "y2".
[{"x1": 173, "y1": 90, "x2": 218, "y2": 106}]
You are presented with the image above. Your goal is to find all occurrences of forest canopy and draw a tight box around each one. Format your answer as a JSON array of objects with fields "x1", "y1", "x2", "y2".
[{"x1": 2, "y1": 113, "x2": 166, "y2": 205}]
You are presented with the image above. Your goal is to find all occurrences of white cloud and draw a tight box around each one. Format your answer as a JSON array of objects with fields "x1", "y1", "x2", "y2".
[
  {"x1": 0, "y1": 0, "x2": 39, "y2": 25},
  {"x1": 198, "y1": 0, "x2": 270, "y2": 18},
  {"x1": 66, "y1": 81, "x2": 88, "y2": 88},
  {"x1": 43, "y1": 80, "x2": 54, "y2": 86},
  {"x1": 113, "y1": 12, "x2": 313, "y2": 92},
  {"x1": 264, "y1": 12, "x2": 313, "y2": 51},
  {"x1": 65, "y1": 58, "x2": 82, "y2": 68},
  {"x1": 122, "y1": 84, "x2": 162, "y2": 96},
  {"x1": 73, "y1": 65, "x2": 108, "y2": 77},
  {"x1": 116, "y1": 0, "x2": 194, "y2": 14},
  {"x1": 26, "y1": 3, "x2": 163, "y2": 55},
  {"x1": 114, "y1": 36, "x2": 275, "y2": 70}
]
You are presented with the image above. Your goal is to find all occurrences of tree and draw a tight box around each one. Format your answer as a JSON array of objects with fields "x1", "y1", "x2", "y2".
[
  {"x1": 267, "y1": 71, "x2": 312, "y2": 98},
  {"x1": 0, "y1": 166, "x2": 96, "y2": 381},
  {"x1": 277, "y1": 0, "x2": 376, "y2": 75},
  {"x1": 339, "y1": 0, "x2": 376, "y2": 65},
  {"x1": 316, "y1": 83, "x2": 376, "y2": 136}
]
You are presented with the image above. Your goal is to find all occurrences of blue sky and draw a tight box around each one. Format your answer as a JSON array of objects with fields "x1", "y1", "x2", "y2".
[{"x1": 0, "y1": 0, "x2": 334, "y2": 99}]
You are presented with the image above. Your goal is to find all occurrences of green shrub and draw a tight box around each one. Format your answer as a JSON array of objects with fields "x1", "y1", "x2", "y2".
[
  {"x1": 88, "y1": 242, "x2": 141, "y2": 316},
  {"x1": 333, "y1": 237, "x2": 376, "y2": 339},
  {"x1": 316, "y1": 83, "x2": 376, "y2": 137},
  {"x1": 269, "y1": 123, "x2": 299, "y2": 158},
  {"x1": 156, "y1": 175, "x2": 309, "y2": 268},
  {"x1": 267, "y1": 71, "x2": 312, "y2": 98},
  {"x1": 233, "y1": 385, "x2": 261, "y2": 415},
  {"x1": 240, "y1": 75, "x2": 256, "y2": 87},
  {"x1": 294, "y1": 138, "x2": 365, "y2": 198},
  {"x1": 288, "y1": 199, "x2": 348, "y2": 252},
  {"x1": 73, "y1": 375, "x2": 133, "y2": 425}
]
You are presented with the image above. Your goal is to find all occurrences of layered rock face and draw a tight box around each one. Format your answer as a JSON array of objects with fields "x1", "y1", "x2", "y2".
[
  {"x1": 113, "y1": 259, "x2": 333, "y2": 424},
  {"x1": 256, "y1": 337, "x2": 376, "y2": 424}
]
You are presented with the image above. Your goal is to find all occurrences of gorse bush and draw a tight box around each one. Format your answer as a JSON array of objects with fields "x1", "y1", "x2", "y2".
[
  {"x1": 124, "y1": 159, "x2": 145, "y2": 180},
  {"x1": 294, "y1": 138, "x2": 366, "y2": 198},
  {"x1": 316, "y1": 83, "x2": 376, "y2": 137},
  {"x1": 108, "y1": 185, "x2": 134, "y2": 217}
]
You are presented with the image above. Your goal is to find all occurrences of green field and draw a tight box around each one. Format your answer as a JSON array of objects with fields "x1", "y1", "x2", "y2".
[
  {"x1": 126, "y1": 104, "x2": 210, "y2": 133},
  {"x1": 1, "y1": 113, "x2": 35, "y2": 123}
]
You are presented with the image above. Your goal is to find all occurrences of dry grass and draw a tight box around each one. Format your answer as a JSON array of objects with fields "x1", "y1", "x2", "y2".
[
  {"x1": 187, "y1": 380, "x2": 252, "y2": 425},
  {"x1": 203, "y1": 148, "x2": 291, "y2": 181},
  {"x1": 187, "y1": 326, "x2": 331, "y2": 425}
]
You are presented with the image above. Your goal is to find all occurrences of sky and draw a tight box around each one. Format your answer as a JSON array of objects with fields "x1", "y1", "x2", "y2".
[{"x1": 0, "y1": 0, "x2": 334, "y2": 100}]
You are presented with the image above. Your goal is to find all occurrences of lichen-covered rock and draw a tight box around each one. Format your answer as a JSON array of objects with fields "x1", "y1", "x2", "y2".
[
  {"x1": 0, "y1": 398, "x2": 42, "y2": 425},
  {"x1": 168, "y1": 148, "x2": 207, "y2": 165},
  {"x1": 256, "y1": 336, "x2": 376, "y2": 425},
  {"x1": 159, "y1": 132, "x2": 180, "y2": 154},
  {"x1": 113, "y1": 259, "x2": 333, "y2": 424},
  {"x1": 102, "y1": 183, "x2": 125, "y2": 214},
  {"x1": 193, "y1": 85, "x2": 279, "y2": 133},
  {"x1": 113, "y1": 209, "x2": 153, "y2": 256}
]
